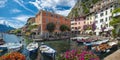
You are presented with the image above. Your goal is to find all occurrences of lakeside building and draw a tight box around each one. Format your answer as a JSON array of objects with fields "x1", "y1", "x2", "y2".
[
  {"x1": 84, "y1": 13, "x2": 95, "y2": 34},
  {"x1": 90, "y1": 0, "x2": 120, "y2": 35},
  {"x1": 71, "y1": 16, "x2": 85, "y2": 34},
  {"x1": 85, "y1": 13, "x2": 95, "y2": 25},
  {"x1": 35, "y1": 10, "x2": 70, "y2": 35}
]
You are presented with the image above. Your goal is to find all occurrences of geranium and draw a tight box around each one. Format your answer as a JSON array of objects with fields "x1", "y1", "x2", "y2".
[
  {"x1": 61, "y1": 49, "x2": 99, "y2": 60},
  {"x1": 0, "y1": 52, "x2": 26, "y2": 60}
]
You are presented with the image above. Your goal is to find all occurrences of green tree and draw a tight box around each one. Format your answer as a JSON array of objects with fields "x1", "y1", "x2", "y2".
[
  {"x1": 46, "y1": 22, "x2": 56, "y2": 33},
  {"x1": 14, "y1": 29, "x2": 21, "y2": 34},
  {"x1": 110, "y1": 8, "x2": 120, "y2": 37},
  {"x1": 28, "y1": 24, "x2": 38, "y2": 30},
  {"x1": 60, "y1": 25, "x2": 68, "y2": 32},
  {"x1": 112, "y1": 8, "x2": 120, "y2": 14},
  {"x1": 110, "y1": 8, "x2": 120, "y2": 28}
]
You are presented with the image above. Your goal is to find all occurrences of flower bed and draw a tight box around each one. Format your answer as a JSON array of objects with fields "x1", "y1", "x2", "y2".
[
  {"x1": 58, "y1": 49, "x2": 99, "y2": 60},
  {"x1": 0, "y1": 52, "x2": 26, "y2": 60}
]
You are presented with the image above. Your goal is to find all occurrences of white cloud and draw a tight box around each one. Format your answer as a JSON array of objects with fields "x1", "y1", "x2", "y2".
[
  {"x1": 11, "y1": 9, "x2": 21, "y2": 13},
  {"x1": 29, "y1": 0, "x2": 42, "y2": 10},
  {"x1": 29, "y1": 0, "x2": 77, "y2": 16},
  {"x1": 12, "y1": 15, "x2": 33, "y2": 22},
  {"x1": 0, "y1": 15, "x2": 34, "y2": 28},
  {"x1": 56, "y1": 9, "x2": 71, "y2": 16},
  {"x1": 0, "y1": 0, "x2": 7, "y2": 8},
  {"x1": 14, "y1": 0, "x2": 35, "y2": 14},
  {"x1": 0, "y1": 19, "x2": 23, "y2": 28}
]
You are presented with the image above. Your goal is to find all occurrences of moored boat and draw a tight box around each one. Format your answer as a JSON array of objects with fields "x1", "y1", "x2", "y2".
[
  {"x1": 0, "y1": 38, "x2": 5, "y2": 45},
  {"x1": 39, "y1": 44, "x2": 56, "y2": 59},
  {"x1": 0, "y1": 43, "x2": 22, "y2": 52},
  {"x1": 26, "y1": 42, "x2": 39, "y2": 54}
]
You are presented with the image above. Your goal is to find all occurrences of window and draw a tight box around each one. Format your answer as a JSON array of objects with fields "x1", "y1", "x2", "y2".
[
  {"x1": 110, "y1": 9, "x2": 112, "y2": 12},
  {"x1": 78, "y1": 26, "x2": 81, "y2": 29},
  {"x1": 46, "y1": 12, "x2": 48, "y2": 16},
  {"x1": 84, "y1": 21, "x2": 86, "y2": 24},
  {"x1": 100, "y1": 13, "x2": 104, "y2": 17},
  {"x1": 95, "y1": 15, "x2": 98, "y2": 18},
  {"x1": 105, "y1": 17, "x2": 107, "y2": 21},
  {"x1": 75, "y1": 27, "x2": 77, "y2": 30},
  {"x1": 106, "y1": 11, "x2": 107, "y2": 15},
  {"x1": 109, "y1": 16, "x2": 112, "y2": 20},
  {"x1": 106, "y1": 24, "x2": 108, "y2": 27},
  {"x1": 90, "y1": 21, "x2": 92, "y2": 24},
  {"x1": 72, "y1": 27, "x2": 74, "y2": 29},
  {"x1": 56, "y1": 21, "x2": 59, "y2": 24},
  {"x1": 51, "y1": 14, "x2": 53, "y2": 17},
  {"x1": 87, "y1": 17, "x2": 89, "y2": 20},
  {"x1": 75, "y1": 23, "x2": 77, "y2": 25},
  {"x1": 96, "y1": 21, "x2": 98, "y2": 23},
  {"x1": 46, "y1": 19, "x2": 48, "y2": 23},
  {"x1": 100, "y1": 19, "x2": 103, "y2": 23}
]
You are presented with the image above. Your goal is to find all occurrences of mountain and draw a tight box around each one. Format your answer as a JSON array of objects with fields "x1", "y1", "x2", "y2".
[
  {"x1": 68, "y1": 0, "x2": 100, "y2": 18},
  {"x1": 0, "y1": 24, "x2": 15, "y2": 32},
  {"x1": 0, "y1": 20, "x2": 15, "y2": 32}
]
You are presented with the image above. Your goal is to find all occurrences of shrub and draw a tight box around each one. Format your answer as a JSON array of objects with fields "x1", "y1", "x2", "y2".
[{"x1": 0, "y1": 52, "x2": 26, "y2": 60}]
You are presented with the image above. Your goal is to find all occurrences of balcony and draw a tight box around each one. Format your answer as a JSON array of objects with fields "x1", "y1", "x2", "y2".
[{"x1": 113, "y1": 12, "x2": 120, "y2": 17}]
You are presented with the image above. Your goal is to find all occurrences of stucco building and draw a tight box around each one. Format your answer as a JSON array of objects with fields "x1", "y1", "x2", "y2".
[
  {"x1": 35, "y1": 10, "x2": 70, "y2": 35},
  {"x1": 71, "y1": 16, "x2": 85, "y2": 34},
  {"x1": 90, "y1": 0, "x2": 120, "y2": 35}
]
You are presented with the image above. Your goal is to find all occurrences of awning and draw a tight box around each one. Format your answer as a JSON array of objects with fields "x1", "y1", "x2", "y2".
[
  {"x1": 104, "y1": 29, "x2": 108, "y2": 31},
  {"x1": 94, "y1": 29, "x2": 101, "y2": 32},
  {"x1": 85, "y1": 30, "x2": 92, "y2": 33}
]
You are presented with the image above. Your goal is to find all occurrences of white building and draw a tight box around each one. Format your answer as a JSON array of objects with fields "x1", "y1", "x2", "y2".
[
  {"x1": 95, "y1": 5, "x2": 114, "y2": 35},
  {"x1": 90, "y1": 0, "x2": 120, "y2": 35}
]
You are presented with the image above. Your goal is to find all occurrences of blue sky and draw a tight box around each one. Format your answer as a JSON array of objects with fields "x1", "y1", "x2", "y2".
[{"x1": 0, "y1": 0, "x2": 77, "y2": 28}]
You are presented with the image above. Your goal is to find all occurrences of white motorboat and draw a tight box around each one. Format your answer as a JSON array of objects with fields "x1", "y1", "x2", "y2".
[
  {"x1": 0, "y1": 43, "x2": 22, "y2": 52},
  {"x1": 26, "y1": 42, "x2": 38, "y2": 53}
]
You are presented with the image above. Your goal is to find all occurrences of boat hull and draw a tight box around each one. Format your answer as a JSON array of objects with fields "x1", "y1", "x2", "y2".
[
  {"x1": 26, "y1": 42, "x2": 39, "y2": 54},
  {"x1": 0, "y1": 47, "x2": 7, "y2": 52},
  {"x1": 8, "y1": 46, "x2": 22, "y2": 52},
  {"x1": 41, "y1": 52, "x2": 55, "y2": 57},
  {"x1": 28, "y1": 48, "x2": 38, "y2": 54}
]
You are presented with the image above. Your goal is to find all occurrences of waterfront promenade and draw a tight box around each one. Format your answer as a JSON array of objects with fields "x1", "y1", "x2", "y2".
[{"x1": 104, "y1": 49, "x2": 120, "y2": 60}]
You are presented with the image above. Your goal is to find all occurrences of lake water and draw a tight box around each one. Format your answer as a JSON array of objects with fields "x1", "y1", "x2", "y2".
[{"x1": 0, "y1": 33, "x2": 76, "y2": 60}]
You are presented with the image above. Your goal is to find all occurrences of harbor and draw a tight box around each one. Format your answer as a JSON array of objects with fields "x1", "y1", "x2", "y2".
[{"x1": 0, "y1": 33, "x2": 119, "y2": 60}]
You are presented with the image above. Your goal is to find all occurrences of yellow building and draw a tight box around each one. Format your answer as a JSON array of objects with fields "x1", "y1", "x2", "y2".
[
  {"x1": 84, "y1": 13, "x2": 95, "y2": 33},
  {"x1": 85, "y1": 13, "x2": 95, "y2": 25}
]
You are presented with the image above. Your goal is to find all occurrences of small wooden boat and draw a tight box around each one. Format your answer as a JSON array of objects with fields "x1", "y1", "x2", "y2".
[
  {"x1": 39, "y1": 44, "x2": 56, "y2": 59},
  {"x1": 26, "y1": 42, "x2": 38, "y2": 53}
]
